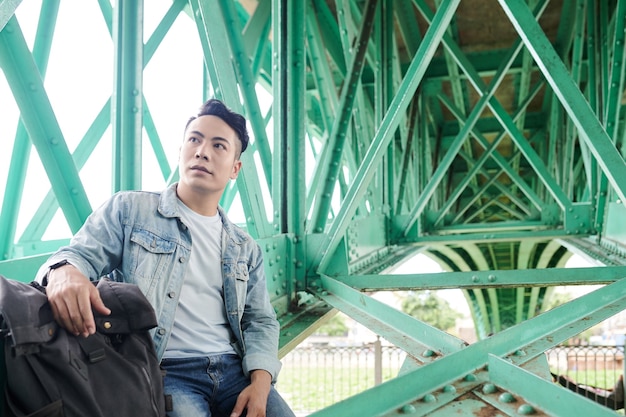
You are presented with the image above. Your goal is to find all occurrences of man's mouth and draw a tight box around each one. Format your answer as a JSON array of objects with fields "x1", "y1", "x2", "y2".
[{"x1": 191, "y1": 165, "x2": 211, "y2": 174}]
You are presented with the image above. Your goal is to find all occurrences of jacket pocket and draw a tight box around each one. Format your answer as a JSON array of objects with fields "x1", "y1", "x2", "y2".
[{"x1": 129, "y1": 229, "x2": 176, "y2": 292}]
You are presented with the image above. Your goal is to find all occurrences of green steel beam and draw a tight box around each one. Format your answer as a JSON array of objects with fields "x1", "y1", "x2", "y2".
[
  {"x1": 0, "y1": 0, "x2": 20, "y2": 31},
  {"x1": 18, "y1": 100, "x2": 112, "y2": 243},
  {"x1": 338, "y1": 265, "x2": 626, "y2": 292},
  {"x1": 318, "y1": 274, "x2": 467, "y2": 356},
  {"x1": 313, "y1": 0, "x2": 460, "y2": 273},
  {"x1": 0, "y1": 16, "x2": 92, "y2": 233},
  {"x1": 499, "y1": 0, "x2": 626, "y2": 204},
  {"x1": 0, "y1": 253, "x2": 51, "y2": 282},
  {"x1": 487, "y1": 355, "x2": 616, "y2": 417},
  {"x1": 16, "y1": 1, "x2": 183, "y2": 244},
  {"x1": 433, "y1": 80, "x2": 546, "y2": 222},
  {"x1": 0, "y1": 0, "x2": 58, "y2": 260},
  {"x1": 309, "y1": 278, "x2": 626, "y2": 417},
  {"x1": 271, "y1": 0, "x2": 306, "y2": 301},
  {"x1": 401, "y1": 0, "x2": 561, "y2": 237},
  {"x1": 219, "y1": 0, "x2": 273, "y2": 193},
  {"x1": 111, "y1": 0, "x2": 143, "y2": 192},
  {"x1": 191, "y1": 0, "x2": 271, "y2": 238},
  {"x1": 20, "y1": 2, "x2": 182, "y2": 241},
  {"x1": 309, "y1": 0, "x2": 378, "y2": 233}
]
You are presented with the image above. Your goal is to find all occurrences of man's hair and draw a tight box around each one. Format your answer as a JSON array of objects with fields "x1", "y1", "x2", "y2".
[{"x1": 185, "y1": 99, "x2": 249, "y2": 155}]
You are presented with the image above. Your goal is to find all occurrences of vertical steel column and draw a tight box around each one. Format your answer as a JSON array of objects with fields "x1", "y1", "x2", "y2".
[
  {"x1": 111, "y1": 0, "x2": 143, "y2": 192},
  {"x1": 272, "y1": 0, "x2": 306, "y2": 295}
]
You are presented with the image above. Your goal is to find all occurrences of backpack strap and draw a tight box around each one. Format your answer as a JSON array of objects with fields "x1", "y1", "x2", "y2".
[{"x1": 77, "y1": 335, "x2": 107, "y2": 364}]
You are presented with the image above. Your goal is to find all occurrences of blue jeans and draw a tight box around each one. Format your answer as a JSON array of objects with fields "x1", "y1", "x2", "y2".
[{"x1": 162, "y1": 354, "x2": 295, "y2": 417}]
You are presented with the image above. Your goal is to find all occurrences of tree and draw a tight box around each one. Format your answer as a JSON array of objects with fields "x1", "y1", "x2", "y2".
[
  {"x1": 315, "y1": 313, "x2": 349, "y2": 337},
  {"x1": 401, "y1": 291, "x2": 462, "y2": 331}
]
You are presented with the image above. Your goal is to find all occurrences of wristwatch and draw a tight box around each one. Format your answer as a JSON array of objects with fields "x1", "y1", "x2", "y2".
[
  {"x1": 49, "y1": 259, "x2": 71, "y2": 270},
  {"x1": 43, "y1": 259, "x2": 71, "y2": 285}
]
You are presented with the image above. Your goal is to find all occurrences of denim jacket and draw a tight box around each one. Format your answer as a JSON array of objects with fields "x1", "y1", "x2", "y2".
[{"x1": 37, "y1": 183, "x2": 281, "y2": 381}]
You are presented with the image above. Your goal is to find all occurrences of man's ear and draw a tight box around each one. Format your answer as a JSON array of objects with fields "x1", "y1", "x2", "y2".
[{"x1": 230, "y1": 159, "x2": 242, "y2": 180}]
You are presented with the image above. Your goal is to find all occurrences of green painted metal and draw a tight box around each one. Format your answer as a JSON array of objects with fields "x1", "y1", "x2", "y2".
[
  {"x1": 313, "y1": 0, "x2": 461, "y2": 273},
  {"x1": 499, "y1": 0, "x2": 626, "y2": 204},
  {"x1": 339, "y1": 266, "x2": 626, "y2": 291},
  {"x1": 191, "y1": 0, "x2": 271, "y2": 239},
  {"x1": 309, "y1": 278, "x2": 626, "y2": 416},
  {"x1": 0, "y1": 16, "x2": 92, "y2": 233},
  {"x1": 111, "y1": 0, "x2": 143, "y2": 192},
  {"x1": 0, "y1": 0, "x2": 58, "y2": 260},
  {"x1": 0, "y1": 0, "x2": 20, "y2": 31},
  {"x1": 487, "y1": 355, "x2": 617, "y2": 417},
  {"x1": 2, "y1": 1, "x2": 626, "y2": 414}
]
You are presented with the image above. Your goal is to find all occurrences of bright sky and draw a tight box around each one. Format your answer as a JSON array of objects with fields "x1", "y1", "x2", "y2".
[{"x1": 0, "y1": 1, "x2": 216, "y2": 240}]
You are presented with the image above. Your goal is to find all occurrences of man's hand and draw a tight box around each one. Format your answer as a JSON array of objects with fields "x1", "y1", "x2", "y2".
[
  {"x1": 230, "y1": 369, "x2": 272, "y2": 417},
  {"x1": 46, "y1": 264, "x2": 110, "y2": 337}
]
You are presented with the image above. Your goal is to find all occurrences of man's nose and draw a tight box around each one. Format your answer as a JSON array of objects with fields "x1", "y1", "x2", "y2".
[{"x1": 195, "y1": 149, "x2": 209, "y2": 161}]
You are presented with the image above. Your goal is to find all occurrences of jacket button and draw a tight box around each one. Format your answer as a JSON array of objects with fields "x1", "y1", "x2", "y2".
[
  {"x1": 179, "y1": 256, "x2": 186, "y2": 263},
  {"x1": 157, "y1": 328, "x2": 166, "y2": 335},
  {"x1": 168, "y1": 291, "x2": 176, "y2": 298}
]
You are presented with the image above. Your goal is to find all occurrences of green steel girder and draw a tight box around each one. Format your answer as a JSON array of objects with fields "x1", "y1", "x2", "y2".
[
  {"x1": 499, "y1": 0, "x2": 626, "y2": 204},
  {"x1": 3, "y1": 1, "x2": 626, "y2": 415},
  {"x1": 111, "y1": 0, "x2": 143, "y2": 192},
  {"x1": 191, "y1": 0, "x2": 272, "y2": 239},
  {"x1": 0, "y1": 0, "x2": 58, "y2": 260},
  {"x1": 310, "y1": 0, "x2": 378, "y2": 233},
  {"x1": 0, "y1": 0, "x2": 20, "y2": 31},
  {"x1": 312, "y1": 0, "x2": 461, "y2": 273},
  {"x1": 338, "y1": 266, "x2": 626, "y2": 291},
  {"x1": 0, "y1": 16, "x2": 92, "y2": 233},
  {"x1": 309, "y1": 277, "x2": 626, "y2": 417}
]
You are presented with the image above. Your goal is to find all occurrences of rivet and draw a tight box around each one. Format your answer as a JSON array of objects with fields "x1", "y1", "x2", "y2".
[
  {"x1": 517, "y1": 404, "x2": 535, "y2": 414},
  {"x1": 422, "y1": 394, "x2": 436, "y2": 403},
  {"x1": 499, "y1": 392, "x2": 515, "y2": 403},
  {"x1": 482, "y1": 383, "x2": 497, "y2": 394},
  {"x1": 442, "y1": 385, "x2": 456, "y2": 394},
  {"x1": 399, "y1": 404, "x2": 416, "y2": 414},
  {"x1": 103, "y1": 322, "x2": 112, "y2": 329},
  {"x1": 464, "y1": 373, "x2": 477, "y2": 382}
]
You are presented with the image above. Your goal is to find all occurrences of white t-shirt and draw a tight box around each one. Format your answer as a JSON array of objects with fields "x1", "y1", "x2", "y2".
[{"x1": 163, "y1": 201, "x2": 236, "y2": 358}]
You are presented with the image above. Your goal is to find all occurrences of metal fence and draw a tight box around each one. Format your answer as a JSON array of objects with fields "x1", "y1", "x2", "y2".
[
  {"x1": 275, "y1": 340, "x2": 406, "y2": 414},
  {"x1": 276, "y1": 343, "x2": 625, "y2": 415}
]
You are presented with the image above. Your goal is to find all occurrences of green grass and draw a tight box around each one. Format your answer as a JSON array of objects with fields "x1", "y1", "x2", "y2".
[
  {"x1": 276, "y1": 366, "x2": 401, "y2": 412},
  {"x1": 552, "y1": 368, "x2": 621, "y2": 390}
]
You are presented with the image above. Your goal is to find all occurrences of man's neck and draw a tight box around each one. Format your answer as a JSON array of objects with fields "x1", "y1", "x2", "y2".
[{"x1": 176, "y1": 185, "x2": 220, "y2": 216}]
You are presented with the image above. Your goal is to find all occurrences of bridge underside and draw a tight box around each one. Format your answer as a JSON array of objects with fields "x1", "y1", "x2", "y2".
[{"x1": 2, "y1": 0, "x2": 626, "y2": 415}]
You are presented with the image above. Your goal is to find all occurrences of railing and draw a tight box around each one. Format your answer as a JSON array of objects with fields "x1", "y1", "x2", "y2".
[
  {"x1": 547, "y1": 345, "x2": 624, "y2": 410},
  {"x1": 276, "y1": 343, "x2": 625, "y2": 415},
  {"x1": 276, "y1": 340, "x2": 405, "y2": 414}
]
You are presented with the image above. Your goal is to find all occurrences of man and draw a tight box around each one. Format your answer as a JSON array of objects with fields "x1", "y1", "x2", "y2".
[{"x1": 38, "y1": 99, "x2": 295, "y2": 417}]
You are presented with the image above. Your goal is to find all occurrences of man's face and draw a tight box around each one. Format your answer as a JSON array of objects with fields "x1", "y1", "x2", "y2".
[{"x1": 178, "y1": 115, "x2": 242, "y2": 196}]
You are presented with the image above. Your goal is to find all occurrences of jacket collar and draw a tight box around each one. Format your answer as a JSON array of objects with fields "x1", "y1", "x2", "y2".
[{"x1": 158, "y1": 183, "x2": 248, "y2": 245}]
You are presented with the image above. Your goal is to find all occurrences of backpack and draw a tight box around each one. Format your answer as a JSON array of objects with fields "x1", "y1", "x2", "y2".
[{"x1": 0, "y1": 276, "x2": 167, "y2": 417}]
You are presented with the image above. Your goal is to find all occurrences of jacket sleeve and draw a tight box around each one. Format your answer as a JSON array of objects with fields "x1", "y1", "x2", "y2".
[
  {"x1": 239, "y1": 243, "x2": 282, "y2": 382},
  {"x1": 36, "y1": 194, "x2": 127, "y2": 283}
]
